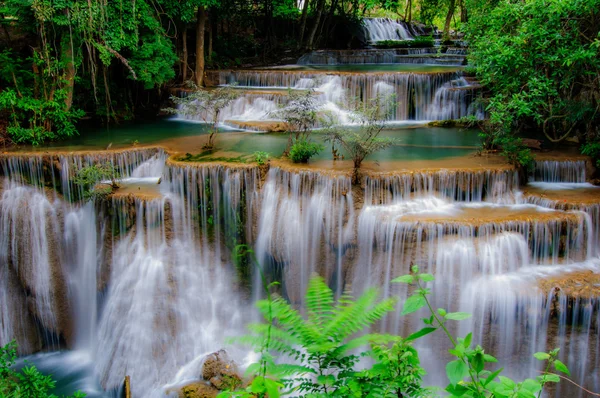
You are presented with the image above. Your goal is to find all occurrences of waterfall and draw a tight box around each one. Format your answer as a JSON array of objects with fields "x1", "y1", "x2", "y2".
[
  {"x1": 427, "y1": 77, "x2": 485, "y2": 120},
  {"x1": 297, "y1": 48, "x2": 464, "y2": 65},
  {"x1": 363, "y1": 18, "x2": 413, "y2": 42},
  {"x1": 532, "y1": 160, "x2": 587, "y2": 183},
  {"x1": 212, "y1": 70, "x2": 481, "y2": 123},
  {"x1": 1, "y1": 147, "x2": 598, "y2": 397},
  {"x1": 254, "y1": 168, "x2": 354, "y2": 303}
]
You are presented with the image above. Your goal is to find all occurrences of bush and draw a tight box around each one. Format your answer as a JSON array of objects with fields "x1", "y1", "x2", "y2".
[
  {"x1": 72, "y1": 163, "x2": 121, "y2": 199},
  {"x1": 288, "y1": 139, "x2": 323, "y2": 163},
  {"x1": 1, "y1": 341, "x2": 85, "y2": 398},
  {"x1": 253, "y1": 151, "x2": 270, "y2": 166},
  {"x1": 373, "y1": 37, "x2": 435, "y2": 49},
  {"x1": 582, "y1": 141, "x2": 600, "y2": 167}
]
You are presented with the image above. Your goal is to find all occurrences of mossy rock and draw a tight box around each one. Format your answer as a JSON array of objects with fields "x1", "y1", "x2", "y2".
[{"x1": 180, "y1": 382, "x2": 219, "y2": 398}]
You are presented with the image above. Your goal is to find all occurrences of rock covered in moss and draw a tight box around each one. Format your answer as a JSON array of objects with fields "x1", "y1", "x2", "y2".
[{"x1": 201, "y1": 350, "x2": 243, "y2": 391}]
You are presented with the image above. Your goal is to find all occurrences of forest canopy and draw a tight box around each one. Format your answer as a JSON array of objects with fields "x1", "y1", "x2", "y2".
[{"x1": 0, "y1": 0, "x2": 598, "y2": 165}]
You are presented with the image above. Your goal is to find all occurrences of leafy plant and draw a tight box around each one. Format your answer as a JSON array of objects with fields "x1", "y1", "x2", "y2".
[
  {"x1": 582, "y1": 141, "x2": 600, "y2": 167},
  {"x1": 222, "y1": 276, "x2": 405, "y2": 397},
  {"x1": 253, "y1": 151, "x2": 270, "y2": 166},
  {"x1": 1, "y1": 341, "x2": 85, "y2": 398},
  {"x1": 165, "y1": 84, "x2": 240, "y2": 149},
  {"x1": 271, "y1": 90, "x2": 320, "y2": 155},
  {"x1": 373, "y1": 37, "x2": 435, "y2": 48},
  {"x1": 72, "y1": 162, "x2": 121, "y2": 199},
  {"x1": 466, "y1": 0, "x2": 600, "y2": 153},
  {"x1": 288, "y1": 139, "x2": 323, "y2": 163},
  {"x1": 392, "y1": 265, "x2": 570, "y2": 398}
]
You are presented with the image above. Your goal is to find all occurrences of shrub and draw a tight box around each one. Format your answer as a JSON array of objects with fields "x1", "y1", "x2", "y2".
[
  {"x1": 72, "y1": 163, "x2": 121, "y2": 199},
  {"x1": 1, "y1": 341, "x2": 85, "y2": 398},
  {"x1": 373, "y1": 37, "x2": 435, "y2": 49},
  {"x1": 253, "y1": 151, "x2": 270, "y2": 166},
  {"x1": 288, "y1": 139, "x2": 323, "y2": 163}
]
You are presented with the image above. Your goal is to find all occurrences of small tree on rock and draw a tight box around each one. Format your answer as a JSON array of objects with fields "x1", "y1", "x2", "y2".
[
  {"x1": 166, "y1": 84, "x2": 239, "y2": 149},
  {"x1": 272, "y1": 89, "x2": 320, "y2": 155},
  {"x1": 325, "y1": 95, "x2": 395, "y2": 184}
]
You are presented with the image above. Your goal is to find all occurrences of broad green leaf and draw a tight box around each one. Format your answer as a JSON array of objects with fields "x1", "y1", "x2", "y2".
[
  {"x1": 419, "y1": 273, "x2": 435, "y2": 282},
  {"x1": 499, "y1": 375, "x2": 517, "y2": 389},
  {"x1": 445, "y1": 312, "x2": 472, "y2": 321},
  {"x1": 520, "y1": 378, "x2": 542, "y2": 393},
  {"x1": 464, "y1": 332, "x2": 472, "y2": 348},
  {"x1": 484, "y1": 354, "x2": 498, "y2": 363},
  {"x1": 446, "y1": 359, "x2": 468, "y2": 386},
  {"x1": 484, "y1": 367, "x2": 504, "y2": 386},
  {"x1": 553, "y1": 360, "x2": 570, "y2": 376},
  {"x1": 540, "y1": 373, "x2": 560, "y2": 383},
  {"x1": 406, "y1": 327, "x2": 436, "y2": 341},
  {"x1": 533, "y1": 352, "x2": 550, "y2": 361},
  {"x1": 391, "y1": 275, "x2": 414, "y2": 284},
  {"x1": 401, "y1": 294, "x2": 427, "y2": 316},
  {"x1": 472, "y1": 352, "x2": 485, "y2": 373}
]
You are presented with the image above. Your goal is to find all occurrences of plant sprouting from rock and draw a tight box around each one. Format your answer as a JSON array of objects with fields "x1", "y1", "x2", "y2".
[
  {"x1": 166, "y1": 84, "x2": 239, "y2": 149},
  {"x1": 324, "y1": 95, "x2": 395, "y2": 184},
  {"x1": 73, "y1": 162, "x2": 121, "y2": 199},
  {"x1": 271, "y1": 89, "x2": 320, "y2": 155}
]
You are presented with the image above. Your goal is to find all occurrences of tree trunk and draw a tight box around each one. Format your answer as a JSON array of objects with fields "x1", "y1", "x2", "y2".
[
  {"x1": 460, "y1": 0, "x2": 468, "y2": 23},
  {"x1": 306, "y1": 0, "x2": 325, "y2": 49},
  {"x1": 63, "y1": 10, "x2": 76, "y2": 111},
  {"x1": 298, "y1": 0, "x2": 311, "y2": 48},
  {"x1": 404, "y1": 0, "x2": 412, "y2": 22},
  {"x1": 207, "y1": 20, "x2": 213, "y2": 62},
  {"x1": 195, "y1": 5, "x2": 207, "y2": 87},
  {"x1": 182, "y1": 25, "x2": 188, "y2": 82},
  {"x1": 443, "y1": 0, "x2": 456, "y2": 41}
]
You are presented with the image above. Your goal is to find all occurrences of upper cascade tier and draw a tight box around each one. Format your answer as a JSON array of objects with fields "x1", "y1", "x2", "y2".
[
  {"x1": 199, "y1": 70, "x2": 483, "y2": 127},
  {"x1": 363, "y1": 18, "x2": 413, "y2": 42},
  {"x1": 297, "y1": 49, "x2": 465, "y2": 66}
]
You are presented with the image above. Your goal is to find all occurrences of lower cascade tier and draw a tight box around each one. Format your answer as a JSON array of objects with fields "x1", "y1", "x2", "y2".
[{"x1": 0, "y1": 149, "x2": 598, "y2": 397}]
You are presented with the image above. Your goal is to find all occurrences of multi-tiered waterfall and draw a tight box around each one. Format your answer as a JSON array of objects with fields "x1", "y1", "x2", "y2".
[
  {"x1": 1, "y1": 21, "x2": 598, "y2": 398},
  {"x1": 0, "y1": 149, "x2": 598, "y2": 396}
]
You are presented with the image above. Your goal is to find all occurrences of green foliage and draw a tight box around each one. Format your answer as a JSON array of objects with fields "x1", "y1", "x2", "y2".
[
  {"x1": 72, "y1": 162, "x2": 121, "y2": 199},
  {"x1": 582, "y1": 141, "x2": 600, "y2": 167},
  {"x1": 166, "y1": 85, "x2": 240, "y2": 149},
  {"x1": 253, "y1": 151, "x2": 270, "y2": 166},
  {"x1": 0, "y1": 50, "x2": 83, "y2": 145},
  {"x1": 0, "y1": 341, "x2": 85, "y2": 398},
  {"x1": 288, "y1": 139, "x2": 323, "y2": 163},
  {"x1": 272, "y1": 89, "x2": 321, "y2": 155},
  {"x1": 223, "y1": 276, "x2": 412, "y2": 397},
  {"x1": 393, "y1": 265, "x2": 570, "y2": 398},
  {"x1": 466, "y1": 0, "x2": 600, "y2": 153},
  {"x1": 373, "y1": 37, "x2": 435, "y2": 48}
]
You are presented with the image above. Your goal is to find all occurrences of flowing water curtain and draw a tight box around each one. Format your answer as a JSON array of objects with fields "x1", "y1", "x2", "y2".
[{"x1": 254, "y1": 168, "x2": 355, "y2": 303}]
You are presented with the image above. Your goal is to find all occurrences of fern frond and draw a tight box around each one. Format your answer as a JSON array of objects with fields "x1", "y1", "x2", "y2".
[{"x1": 305, "y1": 276, "x2": 336, "y2": 330}]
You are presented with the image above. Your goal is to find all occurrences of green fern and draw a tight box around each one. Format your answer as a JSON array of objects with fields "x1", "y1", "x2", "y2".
[{"x1": 235, "y1": 276, "x2": 406, "y2": 396}]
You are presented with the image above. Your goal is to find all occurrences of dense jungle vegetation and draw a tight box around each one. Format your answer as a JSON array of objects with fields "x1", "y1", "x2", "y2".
[{"x1": 0, "y1": 0, "x2": 599, "y2": 166}]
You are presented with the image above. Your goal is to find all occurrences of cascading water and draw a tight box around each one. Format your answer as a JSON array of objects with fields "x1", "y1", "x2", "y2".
[
  {"x1": 297, "y1": 48, "x2": 465, "y2": 65},
  {"x1": 363, "y1": 18, "x2": 413, "y2": 41},
  {"x1": 211, "y1": 69, "x2": 482, "y2": 123}
]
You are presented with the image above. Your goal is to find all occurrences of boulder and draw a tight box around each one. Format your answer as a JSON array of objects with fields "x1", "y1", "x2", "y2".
[{"x1": 201, "y1": 350, "x2": 243, "y2": 391}]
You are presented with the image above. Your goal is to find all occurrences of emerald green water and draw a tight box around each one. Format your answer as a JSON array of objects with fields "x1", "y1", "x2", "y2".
[
  {"x1": 14, "y1": 119, "x2": 479, "y2": 160},
  {"x1": 20, "y1": 119, "x2": 480, "y2": 162},
  {"x1": 263, "y1": 64, "x2": 463, "y2": 73}
]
